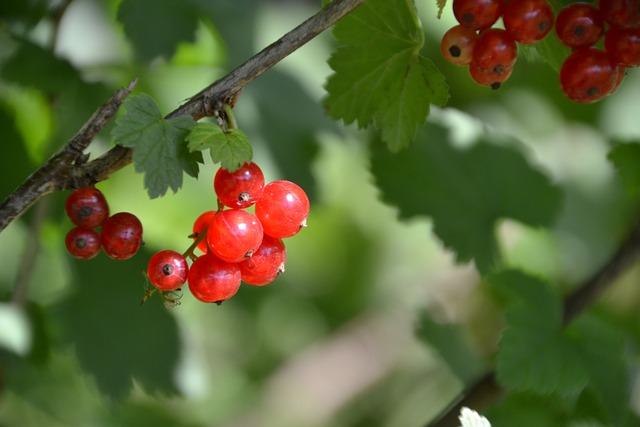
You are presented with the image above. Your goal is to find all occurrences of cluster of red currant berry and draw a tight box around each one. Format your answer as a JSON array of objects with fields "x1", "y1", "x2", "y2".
[
  {"x1": 440, "y1": 0, "x2": 640, "y2": 103},
  {"x1": 146, "y1": 162, "x2": 310, "y2": 305},
  {"x1": 65, "y1": 187, "x2": 143, "y2": 260}
]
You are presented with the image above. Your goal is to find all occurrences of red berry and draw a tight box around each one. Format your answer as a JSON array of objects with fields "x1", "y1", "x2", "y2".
[
  {"x1": 605, "y1": 27, "x2": 640, "y2": 66},
  {"x1": 503, "y1": 0, "x2": 554, "y2": 44},
  {"x1": 453, "y1": 0, "x2": 502, "y2": 31},
  {"x1": 207, "y1": 210, "x2": 263, "y2": 263},
  {"x1": 599, "y1": 0, "x2": 640, "y2": 29},
  {"x1": 440, "y1": 25, "x2": 478, "y2": 66},
  {"x1": 65, "y1": 227, "x2": 101, "y2": 260},
  {"x1": 192, "y1": 210, "x2": 216, "y2": 254},
  {"x1": 240, "y1": 236, "x2": 286, "y2": 286},
  {"x1": 65, "y1": 187, "x2": 109, "y2": 228},
  {"x1": 560, "y1": 48, "x2": 621, "y2": 103},
  {"x1": 469, "y1": 60, "x2": 514, "y2": 88},
  {"x1": 469, "y1": 29, "x2": 518, "y2": 88},
  {"x1": 214, "y1": 162, "x2": 265, "y2": 209},
  {"x1": 255, "y1": 180, "x2": 310, "y2": 239},
  {"x1": 147, "y1": 250, "x2": 188, "y2": 291},
  {"x1": 188, "y1": 254, "x2": 241, "y2": 303},
  {"x1": 556, "y1": 3, "x2": 605, "y2": 49},
  {"x1": 610, "y1": 65, "x2": 626, "y2": 94},
  {"x1": 101, "y1": 212, "x2": 143, "y2": 260}
]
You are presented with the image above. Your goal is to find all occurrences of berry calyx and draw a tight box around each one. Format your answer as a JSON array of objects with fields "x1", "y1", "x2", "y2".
[
  {"x1": 65, "y1": 227, "x2": 101, "y2": 260},
  {"x1": 207, "y1": 210, "x2": 263, "y2": 263},
  {"x1": 188, "y1": 254, "x2": 241, "y2": 303},
  {"x1": 440, "y1": 25, "x2": 478, "y2": 66},
  {"x1": 192, "y1": 210, "x2": 216, "y2": 254},
  {"x1": 65, "y1": 187, "x2": 109, "y2": 228},
  {"x1": 503, "y1": 0, "x2": 554, "y2": 44},
  {"x1": 556, "y1": 3, "x2": 605, "y2": 49},
  {"x1": 101, "y1": 212, "x2": 143, "y2": 260},
  {"x1": 214, "y1": 162, "x2": 265, "y2": 209},
  {"x1": 453, "y1": 0, "x2": 502, "y2": 31},
  {"x1": 255, "y1": 180, "x2": 310, "y2": 238},
  {"x1": 599, "y1": 0, "x2": 640, "y2": 29},
  {"x1": 147, "y1": 250, "x2": 189, "y2": 291},
  {"x1": 240, "y1": 236, "x2": 286, "y2": 286},
  {"x1": 605, "y1": 27, "x2": 640, "y2": 67},
  {"x1": 560, "y1": 48, "x2": 620, "y2": 103}
]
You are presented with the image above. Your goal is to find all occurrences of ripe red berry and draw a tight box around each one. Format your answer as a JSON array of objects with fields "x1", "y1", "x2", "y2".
[
  {"x1": 65, "y1": 187, "x2": 109, "y2": 228},
  {"x1": 192, "y1": 210, "x2": 216, "y2": 254},
  {"x1": 503, "y1": 0, "x2": 554, "y2": 44},
  {"x1": 188, "y1": 254, "x2": 241, "y2": 303},
  {"x1": 605, "y1": 27, "x2": 640, "y2": 66},
  {"x1": 469, "y1": 29, "x2": 518, "y2": 88},
  {"x1": 101, "y1": 212, "x2": 143, "y2": 260},
  {"x1": 207, "y1": 210, "x2": 263, "y2": 263},
  {"x1": 560, "y1": 48, "x2": 621, "y2": 103},
  {"x1": 214, "y1": 162, "x2": 265, "y2": 209},
  {"x1": 147, "y1": 250, "x2": 188, "y2": 291},
  {"x1": 469, "y1": 60, "x2": 514, "y2": 89},
  {"x1": 556, "y1": 3, "x2": 605, "y2": 49},
  {"x1": 440, "y1": 25, "x2": 478, "y2": 65},
  {"x1": 599, "y1": 0, "x2": 640, "y2": 29},
  {"x1": 65, "y1": 227, "x2": 101, "y2": 260},
  {"x1": 255, "y1": 180, "x2": 310, "y2": 239},
  {"x1": 240, "y1": 236, "x2": 286, "y2": 286},
  {"x1": 453, "y1": 0, "x2": 502, "y2": 31}
]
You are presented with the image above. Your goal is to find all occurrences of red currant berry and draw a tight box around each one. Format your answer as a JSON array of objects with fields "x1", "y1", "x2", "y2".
[
  {"x1": 609, "y1": 65, "x2": 626, "y2": 94},
  {"x1": 605, "y1": 27, "x2": 640, "y2": 66},
  {"x1": 453, "y1": 0, "x2": 502, "y2": 31},
  {"x1": 440, "y1": 25, "x2": 478, "y2": 66},
  {"x1": 556, "y1": 3, "x2": 605, "y2": 49},
  {"x1": 192, "y1": 210, "x2": 216, "y2": 254},
  {"x1": 214, "y1": 162, "x2": 265, "y2": 209},
  {"x1": 599, "y1": 0, "x2": 640, "y2": 29},
  {"x1": 503, "y1": 0, "x2": 554, "y2": 44},
  {"x1": 255, "y1": 180, "x2": 310, "y2": 239},
  {"x1": 101, "y1": 212, "x2": 143, "y2": 260},
  {"x1": 240, "y1": 236, "x2": 286, "y2": 286},
  {"x1": 147, "y1": 250, "x2": 188, "y2": 291},
  {"x1": 469, "y1": 60, "x2": 514, "y2": 89},
  {"x1": 207, "y1": 210, "x2": 263, "y2": 263},
  {"x1": 65, "y1": 187, "x2": 109, "y2": 228},
  {"x1": 472, "y1": 29, "x2": 518, "y2": 69},
  {"x1": 65, "y1": 227, "x2": 101, "y2": 260},
  {"x1": 560, "y1": 48, "x2": 620, "y2": 103},
  {"x1": 188, "y1": 254, "x2": 241, "y2": 303}
]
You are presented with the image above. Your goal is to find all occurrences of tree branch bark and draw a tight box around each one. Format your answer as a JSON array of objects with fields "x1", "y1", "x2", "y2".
[
  {"x1": 0, "y1": 0, "x2": 365, "y2": 233},
  {"x1": 425, "y1": 218, "x2": 640, "y2": 427}
]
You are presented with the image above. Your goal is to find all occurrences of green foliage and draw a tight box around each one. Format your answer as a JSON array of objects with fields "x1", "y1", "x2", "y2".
[
  {"x1": 112, "y1": 94, "x2": 202, "y2": 198},
  {"x1": 608, "y1": 143, "x2": 640, "y2": 197},
  {"x1": 186, "y1": 122, "x2": 252, "y2": 172},
  {"x1": 370, "y1": 123, "x2": 562, "y2": 272},
  {"x1": 117, "y1": 0, "x2": 199, "y2": 61},
  {"x1": 324, "y1": 0, "x2": 448, "y2": 151}
]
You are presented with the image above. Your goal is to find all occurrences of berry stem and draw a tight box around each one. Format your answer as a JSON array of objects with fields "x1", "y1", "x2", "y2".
[
  {"x1": 223, "y1": 104, "x2": 238, "y2": 130},
  {"x1": 183, "y1": 229, "x2": 207, "y2": 259}
]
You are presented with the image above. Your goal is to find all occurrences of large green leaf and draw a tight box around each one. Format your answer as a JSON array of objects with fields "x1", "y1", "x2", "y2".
[{"x1": 608, "y1": 142, "x2": 640, "y2": 197}]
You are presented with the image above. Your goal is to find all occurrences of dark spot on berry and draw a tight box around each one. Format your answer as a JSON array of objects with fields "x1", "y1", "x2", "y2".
[
  {"x1": 538, "y1": 20, "x2": 549, "y2": 32},
  {"x1": 574, "y1": 25, "x2": 586, "y2": 37},
  {"x1": 462, "y1": 12, "x2": 474, "y2": 24},
  {"x1": 162, "y1": 264, "x2": 173, "y2": 276},
  {"x1": 491, "y1": 82, "x2": 502, "y2": 90},
  {"x1": 238, "y1": 192, "x2": 250, "y2": 203},
  {"x1": 79, "y1": 206, "x2": 93, "y2": 218},
  {"x1": 587, "y1": 87, "x2": 599, "y2": 97},
  {"x1": 493, "y1": 64, "x2": 505, "y2": 75},
  {"x1": 215, "y1": 300, "x2": 223, "y2": 306},
  {"x1": 449, "y1": 45, "x2": 462, "y2": 57},
  {"x1": 75, "y1": 237, "x2": 87, "y2": 248}
]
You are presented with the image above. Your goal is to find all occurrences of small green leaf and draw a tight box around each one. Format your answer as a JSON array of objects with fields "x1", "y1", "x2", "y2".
[
  {"x1": 112, "y1": 94, "x2": 199, "y2": 198},
  {"x1": 608, "y1": 142, "x2": 640, "y2": 197},
  {"x1": 186, "y1": 122, "x2": 252, "y2": 172}
]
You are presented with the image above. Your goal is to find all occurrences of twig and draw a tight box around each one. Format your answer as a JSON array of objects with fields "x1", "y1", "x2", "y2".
[
  {"x1": 425, "y1": 219, "x2": 640, "y2": 427},
  {"x1": 0, "y1": 0, "x2": 365, "y2": 233}
]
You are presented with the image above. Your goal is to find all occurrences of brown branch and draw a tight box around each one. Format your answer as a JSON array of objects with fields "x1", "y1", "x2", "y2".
[{"x1": 426, "y1": 219, "x2": 640, "y2": 427}]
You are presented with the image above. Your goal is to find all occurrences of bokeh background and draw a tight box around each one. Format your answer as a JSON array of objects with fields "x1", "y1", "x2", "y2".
[{"x1": 1, "y1": 0, "x2": 640, "y2": 426}]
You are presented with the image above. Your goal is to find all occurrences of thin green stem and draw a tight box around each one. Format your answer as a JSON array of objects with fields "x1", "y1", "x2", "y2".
[
  {"x1": 223, "y1": 104, "x2": 238, "y2": 130},
  {"x1": 183, "y1": 229, "x2": 207, "y2": 259}
]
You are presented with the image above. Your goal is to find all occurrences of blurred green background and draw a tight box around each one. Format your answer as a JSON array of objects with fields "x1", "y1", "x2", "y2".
[{"x1": 1, "y1": 0, "x2": 640, "y2": 426}]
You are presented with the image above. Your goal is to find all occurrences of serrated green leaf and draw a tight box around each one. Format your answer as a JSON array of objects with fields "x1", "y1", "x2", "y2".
[
  {"x1": 186, "y1": 122, "x2": 252, "y2": 172},
  {"x1": 370, "y1": 122, "x2": 562, "y2": 272},
  {"x1": 112, "y1": 94, "x2": 198, "y2": 198},
  {"x1": 324, "y1": 0, "x2": 448, "y2": 151},
  {"x1": 608, "y1": 143, "x2": 640, "y2": 197},
  {"x1": 491, "y1": 270, "x2": 589, "y2": 398}
]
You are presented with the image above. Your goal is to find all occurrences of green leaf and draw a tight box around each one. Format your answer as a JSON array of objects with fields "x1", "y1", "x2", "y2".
[
  {"x1": 117, "y1": 0, "x2": 198, "y2": 60},
  {"x1": 491, "y1": 270, "x2": 589, "y2": 398},
  {"x1": 324, "y1": 0, "x2": 448, "y2": 151},
  {"x1": 112, "y1": 94, "x2": 200, "y2": 198},
  {"x1": 370, "y1": 122, "x2": 562, "y2": 272},
  {"x1": 186, "y1": 122, "x2": 252, "y2": 172},
  {"x1": 608, "y1": 143, "x2": 640, "y2": 197}
]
